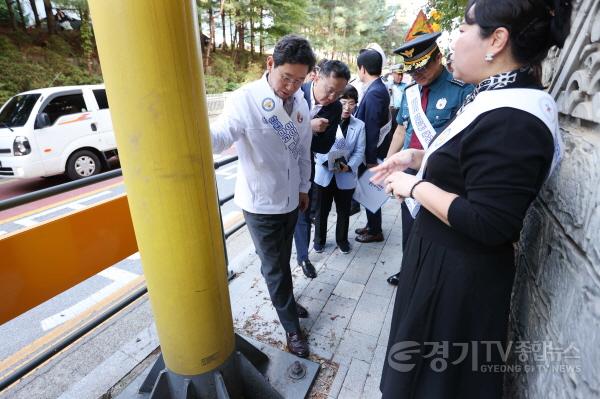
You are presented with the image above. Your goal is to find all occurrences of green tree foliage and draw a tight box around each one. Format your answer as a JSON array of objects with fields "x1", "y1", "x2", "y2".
[{"x1": 427, "y1": 0, "x2": 467, "y2": 31}]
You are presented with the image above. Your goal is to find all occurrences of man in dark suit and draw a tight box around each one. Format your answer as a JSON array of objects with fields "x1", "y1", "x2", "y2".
[
  {"x1": 294, "y1": 60, "x2": 351, "y2": 277},
  {"x1": 354, "y1": 48, "x2": 391, "y2": 243}
]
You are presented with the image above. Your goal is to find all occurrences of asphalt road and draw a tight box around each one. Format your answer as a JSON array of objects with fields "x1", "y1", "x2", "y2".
[{"x1": 0, "y1": 152, "x2": 240, "y2": 368}]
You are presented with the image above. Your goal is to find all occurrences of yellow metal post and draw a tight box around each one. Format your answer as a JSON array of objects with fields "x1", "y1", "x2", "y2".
[{"x1": 88, "y1": 0, "x2": 234, "y2": 376}]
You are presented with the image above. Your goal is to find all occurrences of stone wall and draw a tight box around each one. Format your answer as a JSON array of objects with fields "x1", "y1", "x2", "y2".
[{"x1": 507, "y1": 0, "x2": 600, "y2": 397}]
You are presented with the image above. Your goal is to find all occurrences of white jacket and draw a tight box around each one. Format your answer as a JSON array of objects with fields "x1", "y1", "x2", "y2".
[{"x1": 211, "y1": 76, "x2": 312, "y2": 214}]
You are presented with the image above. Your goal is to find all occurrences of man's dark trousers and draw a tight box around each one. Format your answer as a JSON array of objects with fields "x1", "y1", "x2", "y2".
[
  {"x1": 244, "y1": 209, "x2": 301, "y2": 333},
  {"x1": 314, "y1": 179, "x2": 354, "y2": 246}
]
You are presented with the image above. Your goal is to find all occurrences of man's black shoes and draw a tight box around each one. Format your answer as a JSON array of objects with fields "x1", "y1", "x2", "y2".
[
  {"x1": 296, "y1": 303, "x2": 309, "y2": 318},
  {"x1": 387, "y1": 272, "x2": 400, "y2": 286},
  {"x1": 286, "y1": 331, "x2": 309, "y2": 358},
  {"x1": 299, "y1": 260, "x2": 317, "y2": 278}
]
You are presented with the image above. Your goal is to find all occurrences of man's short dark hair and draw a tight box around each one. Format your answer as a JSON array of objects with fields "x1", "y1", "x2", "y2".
[
  {"x1": 273, "y1": 35, "x2": 316, "y2": 72},
  {"x1": 318, "y1": 60, "x2": 351, "y2": 81},
  {"x1": 340, "y1": 85, "x2": 359, "y2": 103},
  {"x1": 357, "y1": 49, "x2": 382, "y2": 76}
]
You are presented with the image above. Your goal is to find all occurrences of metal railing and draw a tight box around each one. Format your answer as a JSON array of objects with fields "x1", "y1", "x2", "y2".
[{"x1": 0, "y1": 155, "x2": 242, "y2": 391}]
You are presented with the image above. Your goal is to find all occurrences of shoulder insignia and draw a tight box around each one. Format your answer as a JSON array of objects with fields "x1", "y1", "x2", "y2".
[{"x1": 449, "y1": 78, "x2": 466, "y2": 87}]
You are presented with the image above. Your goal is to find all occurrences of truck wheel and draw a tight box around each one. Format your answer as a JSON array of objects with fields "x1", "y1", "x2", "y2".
[{"x1": 66, "y1": 150, "x2": 102, "y2": 180}]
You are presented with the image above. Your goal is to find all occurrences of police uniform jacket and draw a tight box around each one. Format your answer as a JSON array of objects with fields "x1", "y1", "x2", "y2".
[{"x1": 398, "y1": 68, "x2": 473, "y2": 149}]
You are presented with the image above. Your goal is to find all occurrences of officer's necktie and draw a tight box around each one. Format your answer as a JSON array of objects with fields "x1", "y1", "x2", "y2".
[
  {"x1": 420, "y1": 86, "x2": 430, "y2": 112},
  {"x1": 408, "y1": 86, "x2": 430, "y2": 150}
]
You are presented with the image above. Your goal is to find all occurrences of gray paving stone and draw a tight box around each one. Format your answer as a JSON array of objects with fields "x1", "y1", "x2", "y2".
[
  {"x1": 363, "y1": 267, "x2": 396, "y2": 299},
  {"x1": 342, "y1": 257, "x2": 376, "y2": 285},
  {"x1": 303, "y1": 280, "x2": 336, "y2": 302},
  {"x1": 360, "y1": 384, "x2": 382, "y2": 399},
  {"x1": 322, "y1": 294, "x2": 359, "y2": 317},
  {"x1": 328, "y1": 363, "x2": 349, "y2": 399},
  {"x1": 314, "y1": 267, "x2": 345, "y2": 286},
  {"x1": 362, "y1": 344, "x2": 388, "y2": 397},
  {"x1": 333, "y1": 280, "x2": 365, "y2": 301},
  {"x1": 311, "y1": 308, "x2": 353, "y2": 347},
  {"x1": 348, "y1": 293, "x2": 390, "y2": 338},
  {"x1": 341, "y1": 358, "x2": 371, "y2": 394},
  {"x1": 378, "y1": 292, "x2": 396, "y2": 347},
  {"x1": 306, "y1": 331, "x2": 335, "y2": 360},
  {"x1": 297, "y1": 296, "x2": 327, "y2": 332},
  {"x1": 324, "y1": 250, "x2": 355, "y2": 272},
  {"x1": 337, "y1": 387, "x2": 361, "y2": 399},
  {"x1": 334, "y1": 329, "x2": 379, "y2": 365}
]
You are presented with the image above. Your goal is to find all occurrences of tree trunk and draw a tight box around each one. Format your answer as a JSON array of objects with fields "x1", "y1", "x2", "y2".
[
  {"x1": 237, "y1": 13, "x2": 244, "y2": 52},
  {"x1": 208, "y1": 3, "x2": 216, "y2": 51},
  {"x1": 43, "y1": 0, "x2": 55, "y2": 33},
  {"x1": 206, "y1": 4, "x2": 214, "y2": 66},
  {"x1": 249, "y1": 12, "x2": 254, "y2": 56},
  {"x1": 28, "y1": 0, "x2": 40, "y2": 28},
  {"x1": 15, "y1": 0, "x2": 27, "y2": 30},
  {"x1": 259, "y1": 7, "x2": 264, "y2": 56},
  {"x1": 220, "y1": 0, "x2": 227, "y2": 50},
  {"x1": 5, "y1": 0, "x2": 18, "y2": 31},
  {"x1": 229, "y1": 14, "x2": 235, "y2": 49}
]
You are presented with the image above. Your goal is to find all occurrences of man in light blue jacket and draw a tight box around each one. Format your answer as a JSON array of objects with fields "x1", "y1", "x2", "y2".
[{"x1": 313, "y1": 85, "x2": 365, "y2": 253}]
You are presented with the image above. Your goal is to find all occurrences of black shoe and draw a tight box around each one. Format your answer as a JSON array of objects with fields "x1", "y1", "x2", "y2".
[
  {"x1": 338, "y1": 241, "x2": 351, "y2": 254},
  {"x1": 286, "y1": 331, "x2": 309, "y2": 358},
  {"x1": 296, "y1": 303, "x2": 309, "y2": 318},
  {"x1": 299, "y1": 260, "x2": 317, "y2": 278},
  {"x1": 387, "y1": 272, "x2": 400, "y2": 286},
  {"x1": 354, "y1": 226, "x2": 369, "y2": 235},
  {"x1": 313, "y1": 242, "x2": 324, "y2": 253},
  {"x1": 355, "y1": 232, "x2": 384, "y2": 243}
]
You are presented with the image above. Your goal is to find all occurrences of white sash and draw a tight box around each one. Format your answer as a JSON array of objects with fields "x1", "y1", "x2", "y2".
[
  {"x1": 405, "y1": 88, "x2": 563, "y2": 218},
  {"x1": 250, "y1": 81, "x2": 302, "y2": 159},
  {"x1": 405, "y1": 84, "x2": 437, "y2": 150},
  {"x1": 378, "y1": 110, "x2": 393, "y2": 147}
]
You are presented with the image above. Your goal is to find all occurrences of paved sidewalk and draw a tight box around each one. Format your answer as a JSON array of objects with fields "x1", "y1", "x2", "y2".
[
  {"x1": 0, "y1": 200, "x2": 403, "y2": 399},
  {"x1": 228, "y1": 200, "x2": 403, "y2": 398}
]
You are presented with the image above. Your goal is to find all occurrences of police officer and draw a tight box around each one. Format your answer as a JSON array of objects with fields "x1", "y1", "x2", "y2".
[{"x1": 385, "y1": 32, "x2": 473, "y2": 285}]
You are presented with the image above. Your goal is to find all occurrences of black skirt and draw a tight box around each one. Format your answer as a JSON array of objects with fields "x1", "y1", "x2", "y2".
[{"x1": 380, "y1": 210, "x2": 516, "y2": 399}]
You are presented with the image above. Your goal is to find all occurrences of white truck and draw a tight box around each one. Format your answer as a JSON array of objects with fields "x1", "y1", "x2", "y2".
[{"x1": 0, "y1": 84, "x2": 118, "y2": 180}]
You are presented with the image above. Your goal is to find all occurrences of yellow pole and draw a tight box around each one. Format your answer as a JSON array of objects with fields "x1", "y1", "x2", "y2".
[{"x1": 87, "y1": 0, "x2": 234, "y2": 375}]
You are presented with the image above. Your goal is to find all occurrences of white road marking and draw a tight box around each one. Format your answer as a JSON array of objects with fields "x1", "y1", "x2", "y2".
[
  {"x1": 40, "y1": 266, "x2": 139, "y2": 331},
  {"x1": 127, "y1": 252, "x2": 141, "y2": 260},
  {"x1": 13, "y1": 191, "x2": 113, "y2": 227}
]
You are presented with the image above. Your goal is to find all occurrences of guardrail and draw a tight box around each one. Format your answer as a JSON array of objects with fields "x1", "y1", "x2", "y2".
[{"x1": 0, "y1": 156, "x2": 242, "y2": 391}]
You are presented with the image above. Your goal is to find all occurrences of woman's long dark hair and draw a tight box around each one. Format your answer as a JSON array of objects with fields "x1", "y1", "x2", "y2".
[{"x1": 465, "y1": 0, "x2": 573, "y2": 67}]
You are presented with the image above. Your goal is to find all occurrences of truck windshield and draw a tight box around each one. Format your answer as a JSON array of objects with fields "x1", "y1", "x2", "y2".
[{"x1": 0, "y1": 94, "x2": 41, "y2": 128}]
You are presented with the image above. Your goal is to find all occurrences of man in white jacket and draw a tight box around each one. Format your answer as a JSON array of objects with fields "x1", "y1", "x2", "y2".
[{"x1": 211, "y1": 35, "x2": 315, "y2": 358}]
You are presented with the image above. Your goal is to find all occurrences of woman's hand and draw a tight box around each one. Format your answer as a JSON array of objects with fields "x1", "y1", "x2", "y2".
[
  {"x1": 383, "y1": 171, "x2": 420, "y2": 199},
  {"x1": 370, "y1": 149, "x2": 420, "y2": 184}
]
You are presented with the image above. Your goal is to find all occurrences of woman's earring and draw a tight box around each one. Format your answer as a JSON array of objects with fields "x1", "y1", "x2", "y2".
[{"x1": 484, "y1": 53, "x2": 494, "y2": 62}]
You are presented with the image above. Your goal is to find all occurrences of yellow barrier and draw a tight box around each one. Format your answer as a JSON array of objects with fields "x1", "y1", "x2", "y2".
[{"x1": 0, "y1": 195, "x2": 137, "y2": 325}]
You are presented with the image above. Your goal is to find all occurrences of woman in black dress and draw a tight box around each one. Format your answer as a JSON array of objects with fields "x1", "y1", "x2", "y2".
[{"x1": 373, "y1": 1, "x2": 573, "y2": 398}]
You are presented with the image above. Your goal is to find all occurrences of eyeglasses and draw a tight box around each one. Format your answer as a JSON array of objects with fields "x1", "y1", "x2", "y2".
[{"x1": 275, "y1": 69, "x2": 305, "y2": 87}]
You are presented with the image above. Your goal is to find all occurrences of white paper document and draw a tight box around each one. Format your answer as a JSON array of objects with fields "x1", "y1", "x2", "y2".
[{"x1": 352, "y1": 168, "x2": 389, "y2": 213}]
